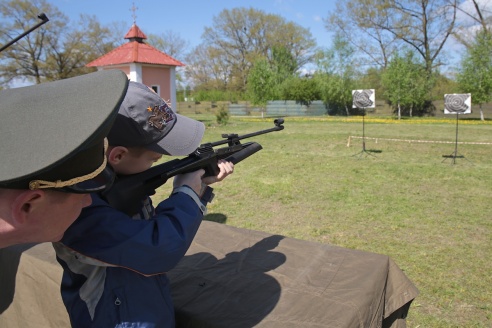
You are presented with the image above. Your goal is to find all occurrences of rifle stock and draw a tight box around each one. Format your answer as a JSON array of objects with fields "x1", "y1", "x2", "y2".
[{"x1": 101, "y1": 119, "x2": 283, "y2": 216}]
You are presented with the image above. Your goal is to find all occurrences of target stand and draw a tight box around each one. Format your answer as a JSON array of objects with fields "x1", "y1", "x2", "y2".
[
  {"x1": 442, "y1": 113, "x2": 471, "y2": 164},
  {"x1": 352, "y1": 110, "x2": 376, "y2": 158},
  {"x1": 442, "y1": 94, "x2": 472, "y2": 164},
  {"x1": 441, "y1": 93, "x2": 471, "y2": 164},
  {"x1": 351, "y1": 89, "x2": 377, "y2": 158}
]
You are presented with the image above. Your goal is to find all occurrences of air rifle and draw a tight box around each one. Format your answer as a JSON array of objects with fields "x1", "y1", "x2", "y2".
[{"x1": 101, "y1": 118, "x2": 285, "y2": 216}]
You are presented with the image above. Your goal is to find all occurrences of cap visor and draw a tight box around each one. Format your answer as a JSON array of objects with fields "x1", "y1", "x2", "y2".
[{"x1": 149, "y1": 114, "x2": 205, "y2": 156}]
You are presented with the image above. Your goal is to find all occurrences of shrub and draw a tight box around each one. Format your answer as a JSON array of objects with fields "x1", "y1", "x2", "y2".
[{"x1": 216, "y1": 105, "x2": 230, "y2": 125}]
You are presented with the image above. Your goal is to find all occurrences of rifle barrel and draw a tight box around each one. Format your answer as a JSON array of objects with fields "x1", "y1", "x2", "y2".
[
  {"x1": 0, "y1": 13, "x2": 49, "y2": 53},
  {"x1": 207, "y1": 119, "x2": 284, "y2": 147}
]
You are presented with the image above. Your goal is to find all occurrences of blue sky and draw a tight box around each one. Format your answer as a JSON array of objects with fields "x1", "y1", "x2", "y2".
[
  {"x1": 47, "y1": 0, "x2": 491, "y2": 73},
  {"x1": 48, "y1": 0, "x2": 337, "y2": 51}
]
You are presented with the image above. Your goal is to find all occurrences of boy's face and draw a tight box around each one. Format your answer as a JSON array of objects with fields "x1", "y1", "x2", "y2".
[{"x1": 110, "y1": 148, "x2": 163, "y2": 175}]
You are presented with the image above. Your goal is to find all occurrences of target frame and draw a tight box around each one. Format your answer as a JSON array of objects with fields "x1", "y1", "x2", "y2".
[
  {"x1": 352, "y1": 89, "x2": 375, "y2": 109},
  {"x1": 444, "y1": 93, "x2": 471, "y2": 114}
]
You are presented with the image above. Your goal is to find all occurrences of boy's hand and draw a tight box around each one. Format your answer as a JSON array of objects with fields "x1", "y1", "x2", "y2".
[
  {"x1": 172, "y1": 160, "x2": 234, "y2": 197},
  {"x1": 202, "y1": 160, "x2": 234, "y2": 185},
  {"x1": 173, "y1": 169, "x2": 205, "y2": 195}
]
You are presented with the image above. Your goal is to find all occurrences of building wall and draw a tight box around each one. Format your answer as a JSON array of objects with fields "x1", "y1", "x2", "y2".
[
  {"x1": 96, "y1": 65, "x2": 177, "y2": 110},
  {"x1": 142, "y1": 66, "x2": 171, "y2": 98}
]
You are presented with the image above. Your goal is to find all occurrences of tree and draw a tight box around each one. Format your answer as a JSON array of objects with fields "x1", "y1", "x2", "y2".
[
  {"x1": 246, "y1": 58, "x2": 275, "y2": 109},
  {"x1": 187, "y1": 7, "x2": 316, "y2": 93},
  {"x1": 327, "y1": 0, "x2": 458, "y2": 76},
  {"x1": 146, "y1": 30, "x2": 189, "y2": 60},
  {"x1": 279, "y1": 76, "x2": 320, "y2": 106},
  {"x1": 247, "y1": 44, "x2": 304, "y2": 106},
  {"x1": 185, "y1": 43, "x2": 233, "y2": 91},
  {"x1": 381, "y1": 51, "x2": 429, "y2": 119},
  {"x1": 359, "y1": 67, "x2": 385, "y2": 104},
  {"x1": 314, "y1": 34, "x2": 359, "y2": 115},
  {"x1": 0, "y1": 0, "x2": 121, "y2": 85},
  {"x1": 430, "y1": 70, "x2": 460, "y2": 100},
  {"x1": 271, "y1": 45, "x2": 297, "y2": 87},
  {"x1": 0, "y1": 0, "x2": 66, "y2": 85},
  {"x1": 452, "y1": 0, "x2": 491, "y2": 49},
  {"x1": 44, "y1": 14, "x2": 117, "y2": 81},
  {"x1": 326, "y1": 0, "x2": 400, "y2": 69},
  {"x1": 457, "y1": 29, "x2": 492, "y2": 120}
]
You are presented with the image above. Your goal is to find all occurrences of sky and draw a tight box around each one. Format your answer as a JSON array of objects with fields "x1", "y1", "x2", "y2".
[
  {"x1": 44, "y1": 0, "x2": 491, "y2": 74},
  {"x1": 10, "y1": 0, "x2": 492, "y2": 84},
  {"x1": 47, "y1": 0, "x2": 338, "y2": 53}
]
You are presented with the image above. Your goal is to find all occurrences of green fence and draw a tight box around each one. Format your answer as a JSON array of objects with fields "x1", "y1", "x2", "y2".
[
  {"x1": 228, "y1": 100, "x2": 328, "y2": 116},
  {"x1": 177, "y1": 100, "x2": 492, "y2": 119}
]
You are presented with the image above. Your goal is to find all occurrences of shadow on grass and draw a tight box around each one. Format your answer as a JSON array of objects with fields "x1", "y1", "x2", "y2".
[
  {"x1": 204, "y1": 213, "x2": 227, "y2": 224},
  {"x1": 351, "y1": 149, "x2": 383, "y2": 158}
]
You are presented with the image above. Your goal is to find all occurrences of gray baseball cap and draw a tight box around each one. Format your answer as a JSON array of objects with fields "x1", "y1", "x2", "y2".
[
  {"x1": 107, "y1": 81, "x2": 205, "y2": 156},
  {"x1": 0, "y1": 70, "x2": 129, "y2": 192}
]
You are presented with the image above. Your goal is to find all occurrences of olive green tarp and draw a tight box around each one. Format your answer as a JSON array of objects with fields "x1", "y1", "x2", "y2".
[{"x1": 0, "y1": 221, "x2": 418, "y2": 327}]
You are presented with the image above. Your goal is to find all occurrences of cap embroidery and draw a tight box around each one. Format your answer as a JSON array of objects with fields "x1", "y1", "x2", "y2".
[{"x1": 147, "y1": 102, "x2": 175, "y2": 131}]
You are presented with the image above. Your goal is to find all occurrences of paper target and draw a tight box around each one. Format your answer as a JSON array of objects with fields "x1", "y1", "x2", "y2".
[
  {"x1": 352, "y1": 89, "x2": 375, "y2": 108},
  {"x1": 444, "y1": 94, "x2": 471, "y2": 114}
]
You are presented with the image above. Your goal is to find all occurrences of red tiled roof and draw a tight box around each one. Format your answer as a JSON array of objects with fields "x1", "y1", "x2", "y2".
[
  {"x1": 87, "y1": 42, "x2": 184, "y2": 67},
  {"x1": 86, "y1": 24, "x2": 184, "y2": 67},
  {"x1": 124, "y1": 24, "x2": 147, "y2": 40}
]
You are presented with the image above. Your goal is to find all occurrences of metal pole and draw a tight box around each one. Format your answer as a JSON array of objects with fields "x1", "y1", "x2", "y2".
[{"x1": 453, "y1": 113, "x2": 459, "y2": 163}]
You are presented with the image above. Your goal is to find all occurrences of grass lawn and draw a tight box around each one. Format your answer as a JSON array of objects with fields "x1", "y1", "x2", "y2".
[{"x1": 153, "y1": 115, "x2": 492, "y2": 327}]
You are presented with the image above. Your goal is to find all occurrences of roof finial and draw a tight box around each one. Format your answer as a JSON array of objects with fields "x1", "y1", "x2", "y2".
[{"x1": 130, "y1": 1, "x2": 138, "y2": 25}]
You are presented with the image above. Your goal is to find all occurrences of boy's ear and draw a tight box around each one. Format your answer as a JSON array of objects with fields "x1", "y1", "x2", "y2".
[{"x1": 107, "y1": 146, "x2": 129, "y2": 166}]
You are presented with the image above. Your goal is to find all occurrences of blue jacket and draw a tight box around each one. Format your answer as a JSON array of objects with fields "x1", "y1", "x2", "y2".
[{"x1": 55, "y1": 189, "x2": 204, "y2": 328}]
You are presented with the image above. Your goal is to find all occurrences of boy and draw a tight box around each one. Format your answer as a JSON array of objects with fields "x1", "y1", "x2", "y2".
[{"x1": 54, "y1": 81, "x2": 234, "y2": 327}]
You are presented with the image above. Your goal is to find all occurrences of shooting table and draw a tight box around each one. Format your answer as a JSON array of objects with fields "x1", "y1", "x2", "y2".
[{"x1": 0, "y1": 221, "x2": 418, "y2": 327}]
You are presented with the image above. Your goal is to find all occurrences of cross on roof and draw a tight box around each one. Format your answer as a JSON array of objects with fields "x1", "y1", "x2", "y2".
[{"x1": 130, "y1": 2, "x2": 138, "y2": 24}]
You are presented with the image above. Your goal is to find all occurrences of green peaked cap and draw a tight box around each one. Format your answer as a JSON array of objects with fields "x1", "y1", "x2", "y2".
[{"x1": 0, "y1": 70, "x2": 129, "y2": 190}]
